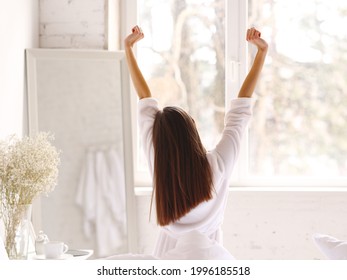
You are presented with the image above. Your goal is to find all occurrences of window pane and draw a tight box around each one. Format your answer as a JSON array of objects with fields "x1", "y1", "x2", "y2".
[
  {"x1": 248, "y1": 0, "x2": 347, "y2": 177},
  {"x1": 137, "y1": 0, "x2": 226, "y2": 155}
]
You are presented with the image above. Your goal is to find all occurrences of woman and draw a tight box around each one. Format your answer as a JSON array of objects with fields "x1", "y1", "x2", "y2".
[{"x1": 124, "y1": 26, "x2": 268, "y2": 259}]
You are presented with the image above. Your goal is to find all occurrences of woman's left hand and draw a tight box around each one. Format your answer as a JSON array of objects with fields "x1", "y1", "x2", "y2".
[{"x1": 124, "y1": 25, "x2": 144, "y2": 48}]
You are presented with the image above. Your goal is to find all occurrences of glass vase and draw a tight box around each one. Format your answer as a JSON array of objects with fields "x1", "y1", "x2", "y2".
[{"x1": 5, "y1": 204, "x2": 32, "y2": 260}]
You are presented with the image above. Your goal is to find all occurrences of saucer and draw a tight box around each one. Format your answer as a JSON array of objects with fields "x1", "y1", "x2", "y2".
[
  {"x1": 66, "y1": 249, "x2": 90, "y2": 257},
  {"x1": 33, "y1": 254, "x2": 73, "y2": 260}
]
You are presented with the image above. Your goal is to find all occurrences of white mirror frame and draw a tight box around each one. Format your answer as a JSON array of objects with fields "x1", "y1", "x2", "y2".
[{"x1": 25, "y1": 48, "x2": 138, "y2": 253}]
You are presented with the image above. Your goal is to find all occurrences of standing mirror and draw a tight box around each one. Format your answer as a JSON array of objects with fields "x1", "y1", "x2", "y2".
[{"x1": 26, "y1": 49, "x2": 137, "y2": 258}]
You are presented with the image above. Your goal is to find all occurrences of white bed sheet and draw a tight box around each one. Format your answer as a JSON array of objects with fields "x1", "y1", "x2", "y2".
[{"x1": 103, "y1": 231, "x2": 234, "y2": 260}]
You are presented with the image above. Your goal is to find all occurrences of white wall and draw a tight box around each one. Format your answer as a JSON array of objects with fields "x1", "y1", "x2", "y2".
[
  {"x1": 136, "y1": 190, "x2": 347, "y2": 260},
  {"x1": 0, "y1": 0, "x2": 39, "y2": 138},
  {"x1": 39, "y1": 0, "x2": 106, "y2": 49}
]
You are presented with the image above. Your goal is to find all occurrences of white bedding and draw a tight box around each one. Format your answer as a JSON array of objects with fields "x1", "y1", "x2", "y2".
[
  {"x1": 313, "y1": 233, "x2": 347, "y2": 260},
  {"x1": 103, "y1": 231, "x2": 234, "y2": 260},
  {"x1": 103, "y1": 254, "x2": 157, "y2": 260}
]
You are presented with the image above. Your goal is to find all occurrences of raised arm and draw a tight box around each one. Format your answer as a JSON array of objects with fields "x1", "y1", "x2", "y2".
[
  {"x1": 238, "y1": 28, "x2": 268, "y2": 98},
  {"x1": 124, "y1": 26, "x2": 152, "y2": 99}
]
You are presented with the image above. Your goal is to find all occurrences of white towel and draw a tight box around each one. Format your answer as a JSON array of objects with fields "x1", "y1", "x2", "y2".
[
  {"x1": 76, "y1": 150, "x2": 97, "y2": 238},
  {"x1": 76, "y1": 147, "x2": 127, "y2": 257},
  {"x1": 105, "y1": 148, "x2": 126, "y2": 232}
]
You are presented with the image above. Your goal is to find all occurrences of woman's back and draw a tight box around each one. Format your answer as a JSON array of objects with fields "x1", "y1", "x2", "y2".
[{"x1": 138, "y1": 97, "x2": 253, "y2": 258}]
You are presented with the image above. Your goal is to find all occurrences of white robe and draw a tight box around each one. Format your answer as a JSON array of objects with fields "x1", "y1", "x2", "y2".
[{"x1": 138, "y1": 97, "x2": 253, "y2": 259}]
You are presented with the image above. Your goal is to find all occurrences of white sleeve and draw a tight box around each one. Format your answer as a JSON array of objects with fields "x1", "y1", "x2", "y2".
[
  {"x1": 137, "y1": 97, "x2": 160, "y2": 174},
  {"x1": 212, "y1": 98, "x2": 253, "y2": 176}
]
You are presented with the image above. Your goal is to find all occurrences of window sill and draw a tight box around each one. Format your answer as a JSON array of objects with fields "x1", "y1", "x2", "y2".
[{"x1": 134, "y1": 179, "x2": 347, "y2": 196}]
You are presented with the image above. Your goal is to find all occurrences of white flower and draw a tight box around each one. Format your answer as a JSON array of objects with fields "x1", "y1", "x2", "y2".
[{"x1": 0, "y1": 132, "x2": 60, "y2": 206}]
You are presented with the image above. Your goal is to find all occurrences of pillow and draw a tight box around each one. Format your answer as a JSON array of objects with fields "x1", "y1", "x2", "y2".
[{"x1": 312, "y1": 233, "x2": 347, "y2": 260}]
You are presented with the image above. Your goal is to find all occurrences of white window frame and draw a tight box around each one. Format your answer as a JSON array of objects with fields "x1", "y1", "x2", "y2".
[
  {"x1": 121, "y1": 0, "x2": 347, "y2": 189},
  {"x1": 121, "y1": 0, "x2": 247, "y2": 186},
  {"x1": 121, "y1": 0, "x2": 149, "y2": 187},
  {"x1": 225, "y1": 0, "x2": 249, "y2": 186}
]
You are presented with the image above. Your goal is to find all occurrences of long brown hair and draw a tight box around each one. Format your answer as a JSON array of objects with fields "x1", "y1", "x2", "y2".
[{"x1": 152, "y1": 106, "x2": 213, "y2": 226}]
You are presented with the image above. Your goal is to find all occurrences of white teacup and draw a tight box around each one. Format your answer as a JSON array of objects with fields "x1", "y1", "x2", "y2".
[{"x1": 44, "y1": 241, "x2": 69, "y2": 259}]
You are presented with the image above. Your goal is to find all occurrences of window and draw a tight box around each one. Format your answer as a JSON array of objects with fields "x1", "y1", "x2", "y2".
[
  {"x1": 124, "y1": 0, "x2": 347, "y2": 186},
  {"x1": 135, "y1": 0, "x2": 227, "y2": 183},
  {"x1": 138, "y1": 0, "x2": 226, "y2": 152},
  {"x1": 248, "y1": 0, "x2": 347, "y2": 184}
]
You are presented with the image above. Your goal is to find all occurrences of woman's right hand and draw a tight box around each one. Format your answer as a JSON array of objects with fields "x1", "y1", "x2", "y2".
[
  {"x1": 124, "y1": 25, "x2": 144, "y2": 48},
  {"x1": 246, "y1": 27, "x2": 268, "y2": 52}
]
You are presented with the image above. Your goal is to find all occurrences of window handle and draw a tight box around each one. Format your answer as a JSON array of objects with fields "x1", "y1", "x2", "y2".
[{"x1": 230, "y1": 60, "x2": 240, "y2": 81}]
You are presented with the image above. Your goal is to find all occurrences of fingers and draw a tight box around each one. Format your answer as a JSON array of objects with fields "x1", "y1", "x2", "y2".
[
  {"x1": 132, "y1": 25, "x2": 143, "y2": 35},
  {"x1": 125, "y1": 25, "x2": 144, "y2": 47},
  {"x1": 246, "y1": 27, "x2": 261, "y2": 41},
  {"x1": 129, "y1": 25, "x2": 144, "y2": 43}
]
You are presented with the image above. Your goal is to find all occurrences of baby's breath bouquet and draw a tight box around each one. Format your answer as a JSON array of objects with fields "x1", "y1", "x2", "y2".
[{"x1": 0, "y1": 132, "x2": 60, "y2": 259}]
